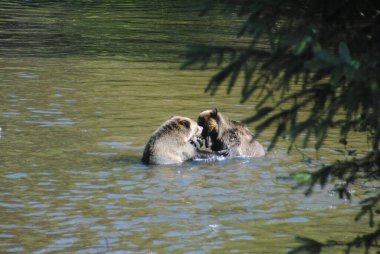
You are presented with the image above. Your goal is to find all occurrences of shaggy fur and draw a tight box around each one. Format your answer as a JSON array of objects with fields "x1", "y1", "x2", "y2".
[
  {"x1": 141, "y1": 116, "x2": 205, "y2": 165},
  {"x1": 198, "y1": 109, "x2": 265, "y2": 157}
]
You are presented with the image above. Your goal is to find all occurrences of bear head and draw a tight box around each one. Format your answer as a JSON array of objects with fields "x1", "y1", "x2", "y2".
[
  {"x1": 197, "y1": 108, "x2": 221, "y2": 148},
  {"x1": 167, "y1": 116, "x2": 203, "y2": 141}
]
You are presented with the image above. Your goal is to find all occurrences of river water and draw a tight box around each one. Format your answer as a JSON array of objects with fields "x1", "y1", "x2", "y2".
[{"x1": 0, "y1": 1, "x2": 372, "y2": 253}]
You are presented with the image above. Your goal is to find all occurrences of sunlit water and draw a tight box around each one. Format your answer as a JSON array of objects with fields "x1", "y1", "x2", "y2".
[{"x1": 0, "y1": 1, "x2": 373, "y2": 253}]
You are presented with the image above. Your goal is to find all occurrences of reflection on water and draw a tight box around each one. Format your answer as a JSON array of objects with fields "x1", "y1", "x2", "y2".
[{"x1": 0, "y1": 1, "x2": 370, "y2": 253}]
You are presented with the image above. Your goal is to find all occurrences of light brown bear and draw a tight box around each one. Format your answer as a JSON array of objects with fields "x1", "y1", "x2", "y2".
[
  {"x1": 141, "y1": 116, "x2": 218, "y2": 165},
  {"x1": 197, "y1": 108, "x2": 265, "y2": 158}
]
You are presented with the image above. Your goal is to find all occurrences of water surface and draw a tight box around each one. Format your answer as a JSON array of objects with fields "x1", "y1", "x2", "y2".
[{"x1": 0, "y1": 1, "x2": 372, "y2": 253}]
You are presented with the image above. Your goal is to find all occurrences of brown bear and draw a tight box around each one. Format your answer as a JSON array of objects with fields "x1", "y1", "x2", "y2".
[
  {"x1": 141, "y1": 116, "x2": 220, "y2": 165},
  {"x1": 197, "y1": 108, "x2": 265, "y2": 158}
]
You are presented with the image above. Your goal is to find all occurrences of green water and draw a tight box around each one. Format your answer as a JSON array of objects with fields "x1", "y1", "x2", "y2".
[{"x1": 0, "y1": 1, "x2": 373, "y2": 253}]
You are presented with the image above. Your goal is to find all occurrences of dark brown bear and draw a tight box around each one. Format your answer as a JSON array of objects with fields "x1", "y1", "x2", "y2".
[
  {"x1": 141, "y1": 116, "x2": 219, "y2": 165},
  {"x1": 197, "y1": 109, "x2": 265, "y2": 157}
]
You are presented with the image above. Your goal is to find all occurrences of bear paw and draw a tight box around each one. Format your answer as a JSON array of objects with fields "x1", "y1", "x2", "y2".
[{"x1": 190, "y1": 136, "x2": 204, "y2": 149}]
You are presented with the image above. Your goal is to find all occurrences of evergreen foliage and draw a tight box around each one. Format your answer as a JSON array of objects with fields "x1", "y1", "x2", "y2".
[{"x1": 182, "y1": 0, "x2": 380, "y2": 253}]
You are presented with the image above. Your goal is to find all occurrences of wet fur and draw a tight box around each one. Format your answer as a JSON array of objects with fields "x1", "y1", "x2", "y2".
[
  {"x1": 142, "y1": 116, "x2": 221, "y2": 165},
  {"x1": 198, "y1": 109, "x2": 265, "y2": 157}
]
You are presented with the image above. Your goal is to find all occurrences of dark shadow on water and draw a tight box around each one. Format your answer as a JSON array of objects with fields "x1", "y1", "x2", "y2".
[{"x1": 0, "y1": 0, "x2": 225, "y2": 59}]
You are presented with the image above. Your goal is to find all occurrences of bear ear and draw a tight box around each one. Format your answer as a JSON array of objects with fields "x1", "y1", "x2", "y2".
[
  {"x1": 179, "y1": 119, "x2": 190, "y2": 128},
  {"x1": 211, "y1": 108, "x2": 218, "y2": 117}
]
